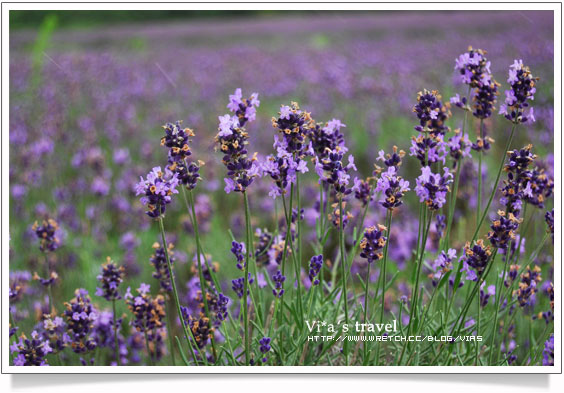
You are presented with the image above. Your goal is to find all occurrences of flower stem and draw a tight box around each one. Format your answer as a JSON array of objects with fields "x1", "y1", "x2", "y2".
[
  {"x1": 338, "y1": 195, "x2": 349, "y2": 365},
  {"x1": 242, "y1": 191, "x2": 252, "y2": 366},
  {"x1": 186, "y1": 188, "x2": 218, "y2": 361},
  {"x1": 158, "y1": 217, "x2": 200, "y2": 365},
  {"x1": 471, "y1": 123, "x2": 517, "y2": 242},
  {"x1": 164, "y1": 299, "x2": 176, "y2": 366},
  {"x1": 375, "y1": 209, "x2": 393, "y2": 365},
  {"x1": 477, "y1": 119, "x2": 484, "y2": 227},
  {"x1": 112, "y1": 299, "x2": 121, "y2": 366}
]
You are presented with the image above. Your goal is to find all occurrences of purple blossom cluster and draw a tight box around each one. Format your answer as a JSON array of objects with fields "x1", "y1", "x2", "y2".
[
  {"x1": 272, "y1": 270, "x2": 286, "y2": 298},
  {"x1": 32, "y1": 218, "x2": 61, "y2": 252},
  {"x1": 135, "y1": 167, "x2": 179, "y2": 218},
  {"x1": 315, "y1": 147, "x2": 357, "y2": 196},
  {"x1": 500, "y1": 60, "x2": 538, "y2": 124},
  {"x1": 10, "y1": 331, "x2": 53, "y2": 366},
  {"x1": 515, "y1": 265, "x2": 542, "y2": 308},
  {"x1": 150, "y1": 242, "x2": 174, "y2": 293},
  {"x1": 96, "y1": 258, "x2": 125, "y2": 301},
  {"x1": 308, "y1": 254, "x2": 323, "y2": 286},
  {"x1": 215, "y1": 90, "x2": 261, "y2": 194},
  {"x1": 415, "y1": 166, "x2": 453, "y2": 210},
  {"x1": 125, "y1": 284, "x2": 166, "y2": 333},
  {"x1": 461, "y1": 239, "x2": 492, "y2": 279},
  {"x1": 359, "y1": 225, "x2": 387, "y2": 264},
  {"x1": 63, "y1": 289, "x2": 98, "y2": 354}
]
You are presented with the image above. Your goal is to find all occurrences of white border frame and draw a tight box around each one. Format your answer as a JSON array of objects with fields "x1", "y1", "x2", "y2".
[{"x1": 1, "y1": 1, "x2": 561, "y2": 374}]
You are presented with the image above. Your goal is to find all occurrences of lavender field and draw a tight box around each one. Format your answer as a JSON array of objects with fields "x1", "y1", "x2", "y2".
[{"x1": 8, "y1": 11, "x2": 555, "y2": 367}]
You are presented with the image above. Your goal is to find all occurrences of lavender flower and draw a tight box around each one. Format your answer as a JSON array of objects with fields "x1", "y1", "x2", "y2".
[
  {"x1": 415, "y1": 166, "x2": 453, "y2": 210},
  {"x1": 308, "y1": 254, "x2": 323, "y2": 286},
  {"x1": 207, "y1": 290, "x2": 229, "y2": 325},
  {"x1": 262, "y1": 153, "x2": 307, "y2": 198},
  {"x1": 232, "y1": 274, "x2": 254, "y2": 299},
  {"x1": 10, "y1": 331, "x2": 53, "y2": 366},
  {"x1": 39, "y1": 314, "x2": 71, "y2": 353},
  {"x1": 63, "y1": 289, "x2": 98, "y2": 353},
  {"x1": 231, "y1": 241, "x2": 246, "y2": 270},
  {"x1": 215, "y1": 107, "x2": 260, "y2": 194},
  {"x1": 95, "y1": 257, "x2": 125, "y2": 301},
  {"x1": 447, "y1": 129, "x2": 472, "y2": 164},
  {"x1": 9, "y1": 271, "x2": 32, "y2": 303},
  {"x1": 272, "y1": 270, "x2": 286, "y2": 298},
  {"x1": 135, "y1": 167, "x2": 179, "y2": 218},
  {"x1": 499, "y1": 60, "x2": 538, "y2": 124},
  {"x1": 471, "y1": 134, "x2": 494, "y2": 153},
  {"x1": 427, "y1": 249, "x2": 457, "y2": 287},
  {"x1": 542, "y1": 334, "x2": 554, "y2": 366},
  {"x1": 328, "y1": 202, "x2": 353, "y2": 229},
  {"x1": 376, "y1": 146, "x2": 405, "y2": 169},
  {"x1": 545, "y1": 209, "x2": 554, "y2": 236},
  {"x1": 180, "y1": 307, "x2": 213, "y2": 351},
  {"x1": 125, "y1": 284, "x2": 166, "y2": 332},
  {"x1": 515, "y1": 265, "x2": 541, "y2": 307},
  {"x1": 315, "y1": 147, "x2": 356, "y2": 195},
  {"x1": 454, "y1": 47, "x2": 499, "y2": 119},
  {"x1": 160, "y1": 121, "x2": 193, "y2": 163},
  {"x1": 500, "y1": 145, "x2": 536, "y2": 217},
  {"x1": 375, "y1": 166, "x2": 410, "y2": 210},
  {"x1": 259, "y1": 337, "x2": 271, "y2": 364},
  {"x1": 227, "y1": 88, "x2": 260, "y2": 126},
  {"x1": 32, "y1": 271, "x2": 58, "y2": 288},
  {"x1": 409, "y1": 133, "x2": 447, "y2": 166},
  {"x1": 32, "y1": 218, "x2": 60, "y2": 252},
  {"x1": 523, "y1": 167, "x2": 554, "y2": 208},
  {"x1": 352, "y1": 177, "x2": 373, "y2": 206},
  {"x1": 359, "y1": 225, "x2": 388, "y2": 264},
  {"x1": 272, "y1": 102, "x2": 315, "y2": 158},
  {"x1": 254, "y1": 228, "x2": 274, "y2": 267},
  {"x1": 502, "y1": 264, "x2": 521, "y2": 288},
  {"x1": 488, "y1": 210, "x2": 522, "y2": 250},
  {"x1": 454, "y1": 47, "x2": 492, "y2": 88},
  {"x1": 435, "y1": 215, "x2": 446, "y2": 239},
  {"x1": 473, "y1": 79, "x2": 500, "y2": 119},
  {"x1": 479, "y1": 282, "x2": 496, "y2": 307},
  {"x1": 150, "y1": 242, "x2": 174, "y2": 292},
  {"x1": 461, "y1": 239, "x2": 492, "y2": 279},
  {"x1": 413, "y1": 89, "x2": 451, "y2": 136},
  {"x1": 309, "y1": 119, "x2": 347, "y2": 160}
]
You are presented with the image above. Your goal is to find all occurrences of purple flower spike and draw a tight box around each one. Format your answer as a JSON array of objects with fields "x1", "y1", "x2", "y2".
[
  {"x1": 272, "y1": 270, "x2": 286, "y2": 298},
  {"x1": 359, "y1": 225, "x2": 388, "y2": 264},
  {"x1": 135, "y1": 167, "x2": 179, "y2": 218},
  {"x1": 308, "y1": 255, "x2": 323, "y2": 286},
  {"x1": 415, "y1": 166, "x2": 453, "y2": 210},
  {"x1": 96, "y1": 257, "x2": 125, "y2": 301},
  {"x1": 499, "y1": 60, "x2": 538, "y2": 124}
]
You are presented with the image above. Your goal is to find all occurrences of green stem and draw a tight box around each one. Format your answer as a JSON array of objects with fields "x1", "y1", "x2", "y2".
[
  {"x1": 362, "y1": 261, "x2": 371, "y2": 364},
  {"x1": 242, "y1": 191, "x2": 252, "y2": 365},
  {"x1": 186, "y1": 188, "x2": 218, "y2": 361},
  {"x1": 477, "y1": 119, "x2": 484, "y2": 227},
  {"x1": 400, "y1": 209, "x2": 432, "y2": 364},
  {"x1": 375, "y1": 210, "x2": 393, "y2": 364},
  {"x1": 165, "y1": 299, "x2": 176, "y2": 366},
  {"x1": 338, "y1": 195, "x2": 349, "y2": 365},
  {"x1": 158, "y1": 217, "x2": 200, "y2": 365},
  {"x1": 112, "y1": 299, "x2": 120, "y2": 366},
  {"x1": 471, "y1": 123, "x2": 517, "y2": 243}
]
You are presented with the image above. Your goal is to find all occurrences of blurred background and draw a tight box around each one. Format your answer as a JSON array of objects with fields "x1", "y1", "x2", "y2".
[{"x1": 9, "y1": 10, "x2": 554, "y2": 336}]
